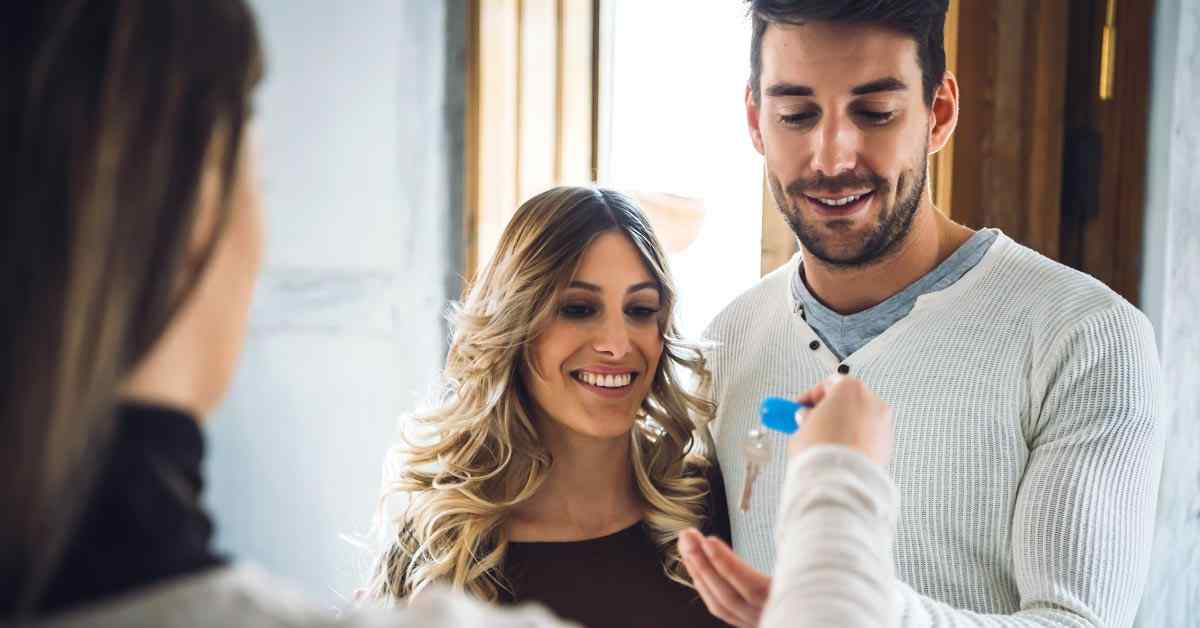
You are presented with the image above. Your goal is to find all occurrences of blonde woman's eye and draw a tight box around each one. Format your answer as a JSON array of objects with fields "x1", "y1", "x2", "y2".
[
  {"x1": 560, "y1": 304, "x2": 595, "y2": 319},
  {"x1": 626, "y1": 306, "x2": 660, "y2": 319}
]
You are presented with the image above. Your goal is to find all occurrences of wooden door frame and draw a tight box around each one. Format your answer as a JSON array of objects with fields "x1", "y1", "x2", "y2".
[
  {"x1": 1061, "y1": 0, "x2": 1153, "y2": 306},
  {"x1": 464, "y1": 0, "x2": 598, "y2": 278}
]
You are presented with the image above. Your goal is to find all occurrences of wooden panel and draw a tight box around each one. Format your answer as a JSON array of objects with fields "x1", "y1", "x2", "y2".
[
  {"x1": 949, "y1": 1, "x2": 987, "y2": 236},
  {"x1": 472, "y1": 0, "x2": 520, "y2": 272},
  {"x1": 1061, "y1": 0, "x2": 1100, "y2": 279},
  {"x1": 464, "y1": 0, "x2": 480, "y2": 275},
  {"x1": 1022, "y1": 0, "x2": 1068, "y2": 257},
  {"x1": 1061, "y1": 0, "x2": 1151, "y2": 305},
  {"x1": 517, "y1": 0, "x2": 559, "y2": 204},
  {"x1": 556, "y1": 0, "x2": 595, "y2": 184},
  {"x1": 466, "y1": 0, "x2": 598, "y2": 276},
  {"x1": 760, "y1": 175, "x2": 796, "y2": 276},
  {"x1": 952, "y1": 0, "x2": 1067, "y2": 260},
  {"x1": 931, "y1": 0, "x2": 958, "y2": 216},
  {"x1": 1109, "y1": 0, "x2": 1151, "y2": 305},
  {"x1": 1079, "y1": 0, "x2": 1117, "y2": 291}
]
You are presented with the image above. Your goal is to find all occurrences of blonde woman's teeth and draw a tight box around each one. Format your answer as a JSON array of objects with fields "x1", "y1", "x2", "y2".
[{"x1": 577, "y1": 372, "x2": 633, "y2": 388}]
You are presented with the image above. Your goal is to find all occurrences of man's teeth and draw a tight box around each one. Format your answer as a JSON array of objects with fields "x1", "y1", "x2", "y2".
[
  {"x1": 578, "y1": 372, "x2": 633, "y2": 388},
  {"x1": 815, "y1": 193, "x2": 866, "y2": 207}
]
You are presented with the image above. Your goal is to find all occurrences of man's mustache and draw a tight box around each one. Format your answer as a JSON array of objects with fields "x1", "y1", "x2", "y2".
[{"x1": 784, "y1": 171, "x2": 888, "y2": 197}]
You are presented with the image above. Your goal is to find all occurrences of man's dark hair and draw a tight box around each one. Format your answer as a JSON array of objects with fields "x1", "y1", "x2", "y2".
[{"x1": 747, "y1": 0, "x2": 950, "y2": 106}]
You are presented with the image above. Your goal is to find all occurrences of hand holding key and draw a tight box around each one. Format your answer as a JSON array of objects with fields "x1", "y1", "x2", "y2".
[
  {"x1": 739, "y1": 377, "x2": 895, "y2": 511},
  {"x1": 789, "y1": 375, "x2": 894, "y2": 466},
  {"x1": 683, "y1": 376, "x2": 895, "y2": 627}
]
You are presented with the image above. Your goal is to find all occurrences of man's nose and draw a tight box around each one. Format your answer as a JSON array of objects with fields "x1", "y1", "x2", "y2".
[{"x1": 811, "y1": 116, "x2": 860, "y2": 178}]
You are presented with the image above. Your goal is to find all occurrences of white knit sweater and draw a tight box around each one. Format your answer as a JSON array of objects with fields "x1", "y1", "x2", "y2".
[{"x1": 704, "y1": 232, "x2": 1165, "y2": 627}]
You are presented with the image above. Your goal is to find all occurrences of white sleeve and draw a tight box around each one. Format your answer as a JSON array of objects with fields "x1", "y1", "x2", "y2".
[
  {"x1": 761, "y1": 444, "x2": 900, "y2": 628},
  {"x1": 893, "y1": 305, "x2": 1165, "y2": 628}
]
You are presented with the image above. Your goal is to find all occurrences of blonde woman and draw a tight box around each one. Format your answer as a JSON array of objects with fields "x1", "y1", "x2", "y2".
[{"x1": 371, "y1": 186, "x2": 731, "y2": 627}]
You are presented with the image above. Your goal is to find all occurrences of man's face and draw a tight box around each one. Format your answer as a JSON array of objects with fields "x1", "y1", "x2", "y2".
[{"x1": 748, "y1": 21, "x2": 934, "y2": 268}]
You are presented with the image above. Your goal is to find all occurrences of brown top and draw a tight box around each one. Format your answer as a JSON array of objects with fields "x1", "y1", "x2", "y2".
[{"x1": 499, "y1": 467, "x2": 731, "y2": 628}]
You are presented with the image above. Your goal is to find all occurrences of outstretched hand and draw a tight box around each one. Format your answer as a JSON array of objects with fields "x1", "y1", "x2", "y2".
[
  {"x1": 679, "y1": 528, "x2": 770, "y2": 627},
  {"x1": 679, "y1": 376, "x2": 894, "y2": 626}
]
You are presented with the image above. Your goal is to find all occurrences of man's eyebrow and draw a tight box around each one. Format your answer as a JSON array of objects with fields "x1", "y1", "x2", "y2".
[
  {"x1": 764, "y1": 83, "x2": 814, "y2": 97},
  {"x1": 850, "y1": 77, "x2": 908, "y2": 95},
  {"x1": 763, "y1": 77, "x2": 907, "y2": 98}
]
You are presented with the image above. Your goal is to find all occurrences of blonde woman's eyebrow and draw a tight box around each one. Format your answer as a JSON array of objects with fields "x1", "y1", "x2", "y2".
[{"x1": 567, "y1": 280, "x2": 660, "y2": 295}]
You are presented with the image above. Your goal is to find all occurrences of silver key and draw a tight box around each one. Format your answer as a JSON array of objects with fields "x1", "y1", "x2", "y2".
[{"x1": 739, "y1": 428, "x2": 772, "y2": 512}]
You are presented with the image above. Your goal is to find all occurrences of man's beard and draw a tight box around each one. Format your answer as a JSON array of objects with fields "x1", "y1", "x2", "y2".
[{"x1": 769, "y1": 153, "x2": 927, "y2": 269}]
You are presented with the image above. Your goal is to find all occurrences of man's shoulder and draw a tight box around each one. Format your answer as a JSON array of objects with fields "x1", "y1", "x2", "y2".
[
  {"x1": 983, "y1": 236, "x2": 1151, "y2": 349},
  {"x1": 988, "y1": 236, "x2": 1139, "y2": 323},
  {"x1": 703, "y1": 254, "x2": 797, "y2": 343}
]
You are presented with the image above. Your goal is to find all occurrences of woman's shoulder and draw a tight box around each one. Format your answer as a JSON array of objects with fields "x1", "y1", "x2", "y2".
[{"x1": 31, "y1": 565, "x2": 336, "y2": 628}]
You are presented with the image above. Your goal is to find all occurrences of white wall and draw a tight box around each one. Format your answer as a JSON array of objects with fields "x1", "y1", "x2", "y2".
[
  {"x1": 204, "y1": 0, "x2": 465, "y2": 609},
  {"x1": 1136, "y1": 0, "x2": 1200, "y2": 624}
]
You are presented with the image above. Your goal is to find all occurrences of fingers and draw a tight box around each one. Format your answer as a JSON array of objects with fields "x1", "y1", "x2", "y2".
[
  {"x1": 680, "y1": 530, "x2": 736, "y2": 621},
  {"x1": 796, "y1": 375, "x2": 843, "y2": 407},
  {"x1": 690, "y1": 558, "x2": 742, "y2": 626},
  {"x1": 788, "y1": 375, "x2": 896, "y2": 465},
  {"x1": 701, "y1": 536, "x2": 770, "y2": 609},
  {"x1": 679, "y1": 529, "x2": 757, "y2": 627}
]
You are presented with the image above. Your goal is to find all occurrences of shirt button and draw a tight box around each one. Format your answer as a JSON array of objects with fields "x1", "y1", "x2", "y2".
[
  {"x1": 837, "y1": 364, "x2": 850, "y2": 375},
  {"x1": 809, "y1": 340, "x2": 820, "y2": 351}
]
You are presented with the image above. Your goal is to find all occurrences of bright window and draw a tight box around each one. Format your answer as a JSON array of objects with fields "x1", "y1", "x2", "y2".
[{"x1": 598, "y1": 0, "x2": 766, "y2": 337}]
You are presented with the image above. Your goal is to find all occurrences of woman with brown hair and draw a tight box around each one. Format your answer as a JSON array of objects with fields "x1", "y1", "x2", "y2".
[{"x1": 1, "y1": 2, "x2": 563, "y2": 626}]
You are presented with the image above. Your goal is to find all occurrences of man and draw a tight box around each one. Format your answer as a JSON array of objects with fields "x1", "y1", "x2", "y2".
[{"x1": 679, "y1": 1, "x2": 1165, "y2": 626}]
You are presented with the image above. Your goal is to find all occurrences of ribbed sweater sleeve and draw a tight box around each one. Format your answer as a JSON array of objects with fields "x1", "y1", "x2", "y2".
[
  {"x1": 763, "y1": 445, "x2": 899, "y2": 628},
  {"x1": 895, "y1": 303, "x2": 1164, "y2": 627}
]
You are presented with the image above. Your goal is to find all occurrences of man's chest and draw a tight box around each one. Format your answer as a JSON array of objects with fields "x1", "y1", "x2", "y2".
[{"x1": 712, "y1": 338, "x2": 1032, "y2": 573}]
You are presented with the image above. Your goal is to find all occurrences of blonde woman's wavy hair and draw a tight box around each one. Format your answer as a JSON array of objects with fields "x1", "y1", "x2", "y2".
[{"x1": 369, "y1": 186, "x2": 718, "y2": 603}]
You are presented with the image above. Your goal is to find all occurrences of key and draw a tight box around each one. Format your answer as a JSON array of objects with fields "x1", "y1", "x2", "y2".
[
  {"x1": 738, "y1": 397, "x2": 811, "y2": 512},
  {"x1": 739, "y1": 428, "x2": 771, "y2": 512}
]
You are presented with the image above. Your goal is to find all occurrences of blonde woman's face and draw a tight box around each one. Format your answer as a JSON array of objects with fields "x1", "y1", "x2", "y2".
[{"x1": 525, "y1": 231, "x2": 665, "y2": 440}]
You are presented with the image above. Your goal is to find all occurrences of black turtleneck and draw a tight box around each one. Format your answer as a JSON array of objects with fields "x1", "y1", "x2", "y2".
[{"x1": 38, "y1": 403, "x2": 226, "y2": 613}]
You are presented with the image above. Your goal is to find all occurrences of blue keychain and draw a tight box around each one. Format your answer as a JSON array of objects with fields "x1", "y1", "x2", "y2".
[
  {"x1": 738, "y1": 397, "x2": 810, "y2": 512},
  {"x1": 760, "y1": 396, "x2": 808, "y2": 433}
]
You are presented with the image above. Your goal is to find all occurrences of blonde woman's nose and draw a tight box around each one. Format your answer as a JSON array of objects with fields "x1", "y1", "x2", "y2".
[{"x1": 593, "y1": 315, "x2": 632, "y2": 358}]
